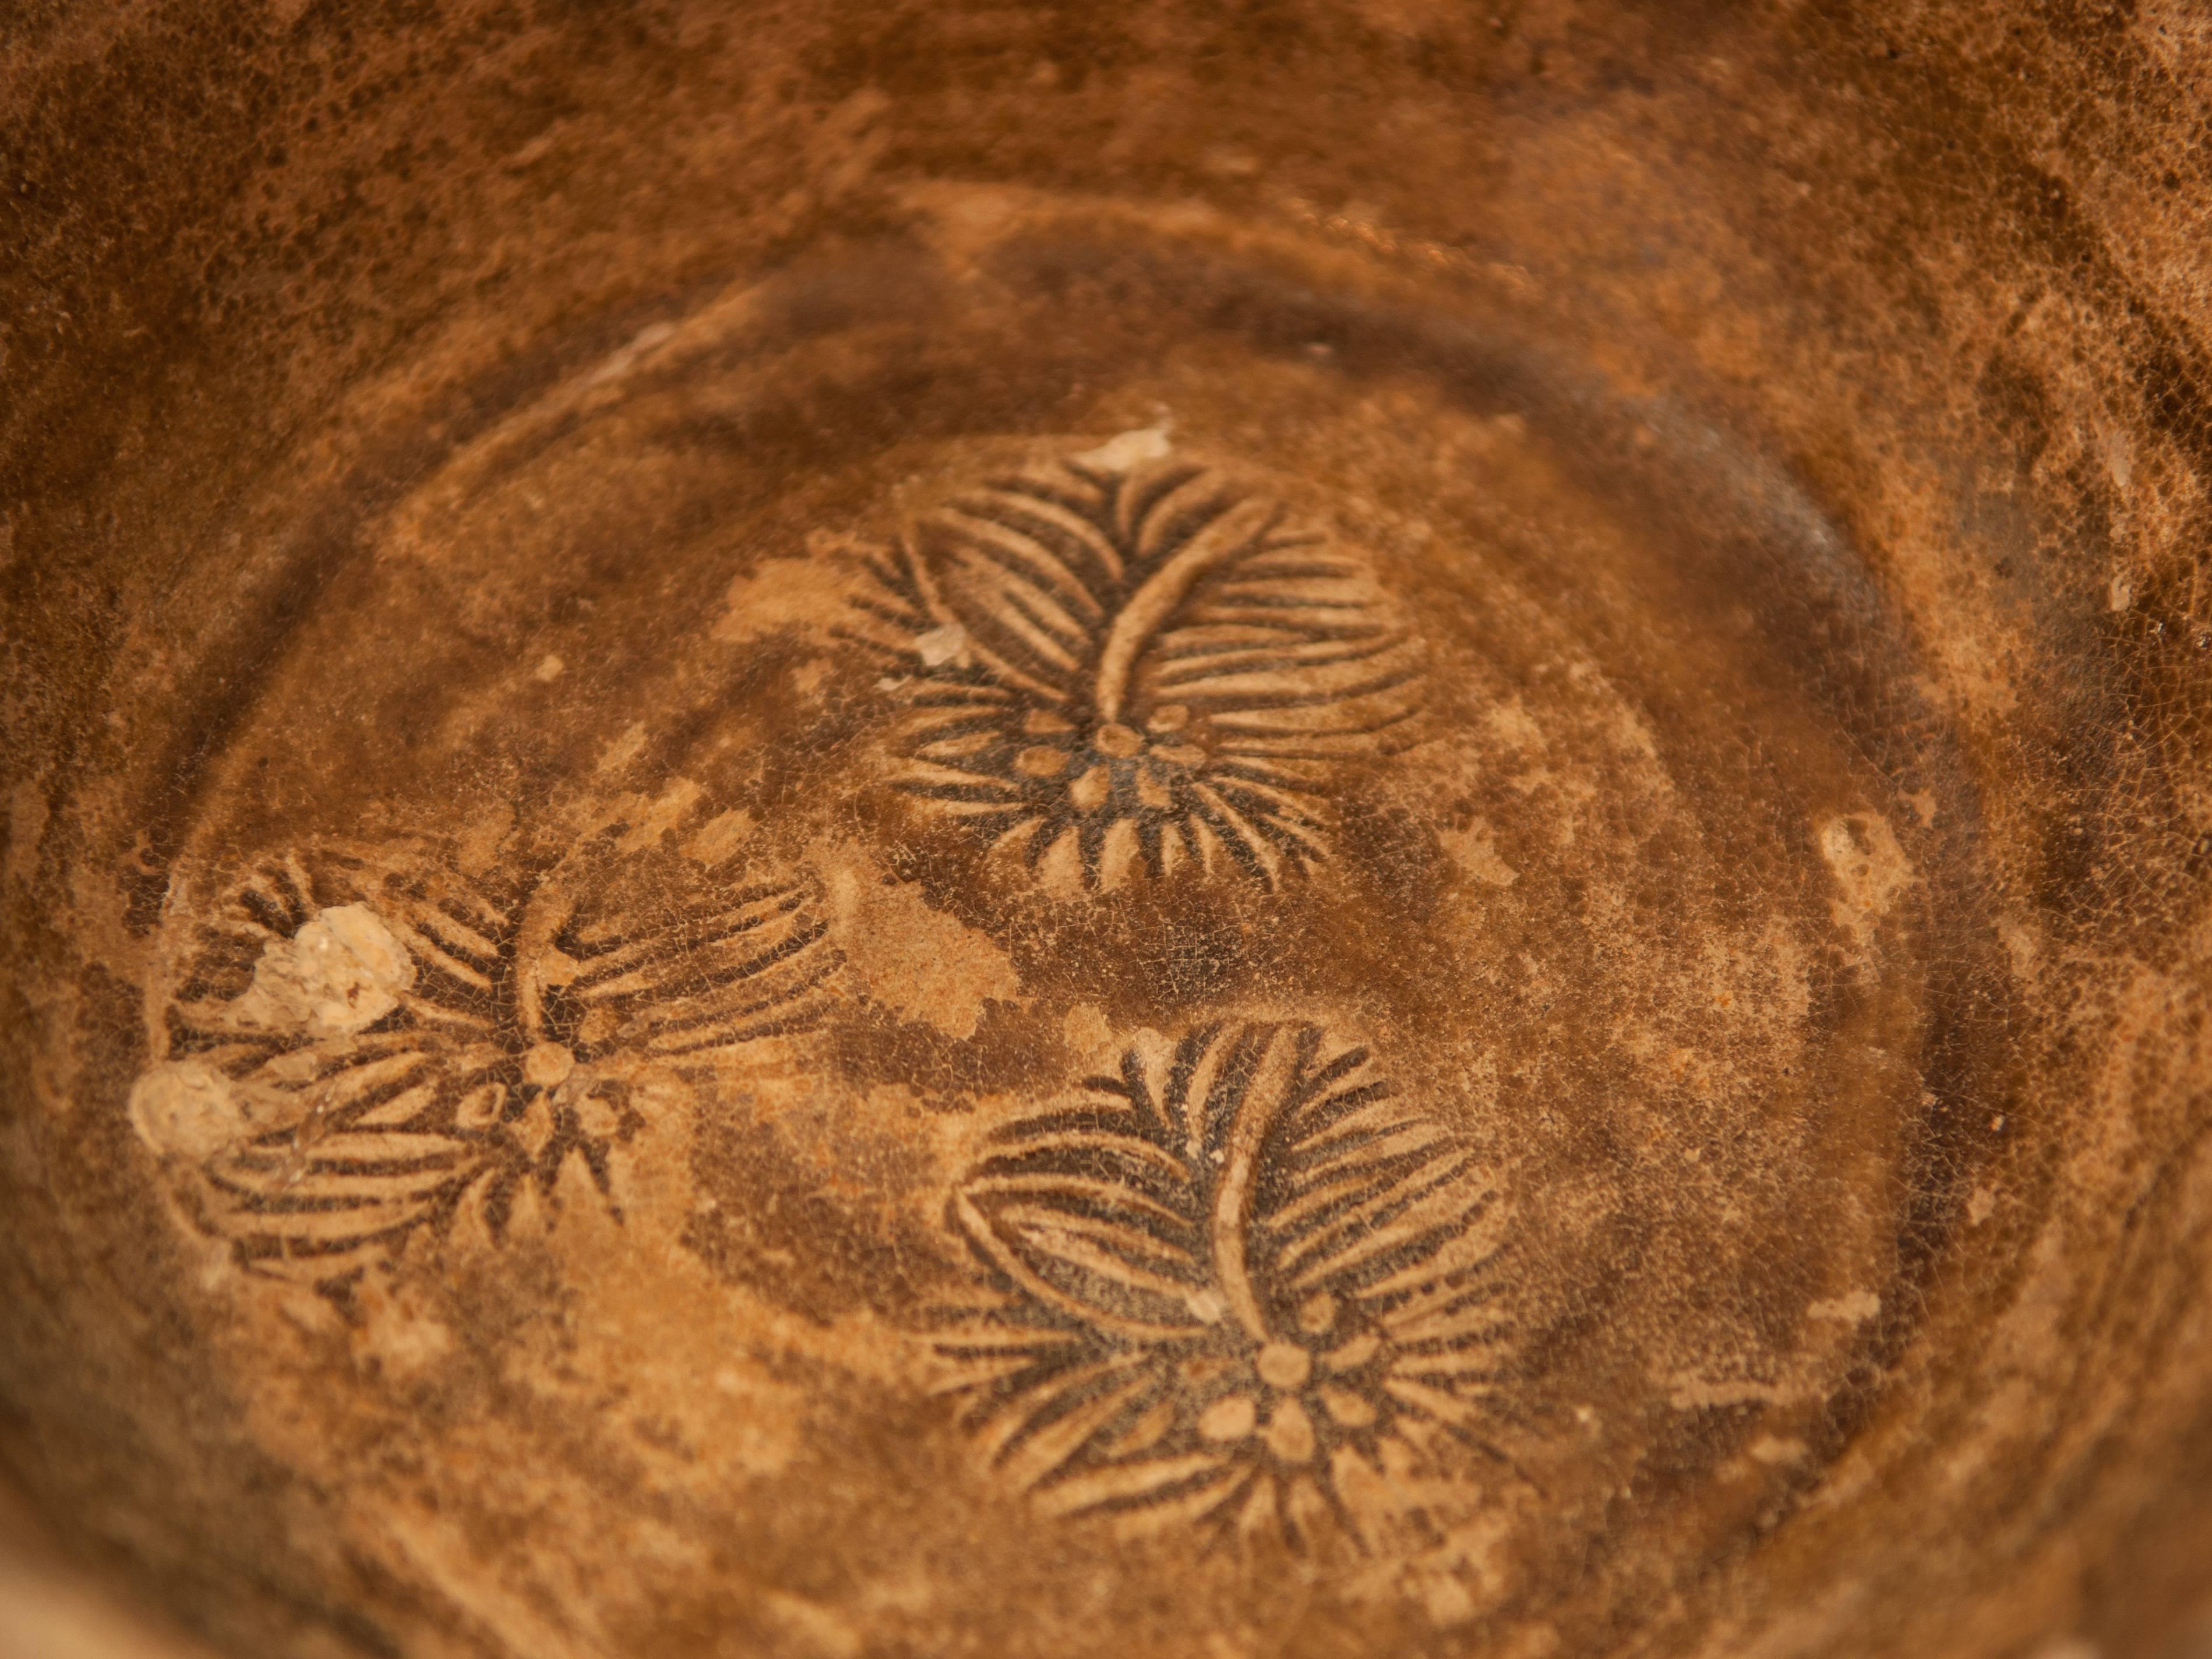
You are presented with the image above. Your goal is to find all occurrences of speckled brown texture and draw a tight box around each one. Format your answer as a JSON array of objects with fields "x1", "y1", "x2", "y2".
[{"x1": 2, "y1": 4, "x2": 2209, "y2": 1658}]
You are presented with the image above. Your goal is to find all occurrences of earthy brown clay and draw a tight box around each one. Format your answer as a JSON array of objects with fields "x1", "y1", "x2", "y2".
[{"x1": 2, "y1": 5, "x2": 2209, "y2": 1658}]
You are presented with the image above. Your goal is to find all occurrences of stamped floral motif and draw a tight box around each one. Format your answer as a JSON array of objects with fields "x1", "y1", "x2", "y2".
[
  {"x1": 132, "y1": 831, "x2": 839, "y2": 1279},
  {"x1": 934, "y1": 1021, "x2": 1514, "y2": 1544},
  {"x1": 844, "y1": 455, "x2": 1424, "y2": 889}
]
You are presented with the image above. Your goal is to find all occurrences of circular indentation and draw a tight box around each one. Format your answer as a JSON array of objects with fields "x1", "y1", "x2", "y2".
[
  {"x1": 1200, "y1": 1396, "x2": 1257, "y2": 1442},
  {"x1": 1257, "y1": 1343, "x2": 1313, "y2": 1390},
  {"x1": 523, "y1": 1042, "x2": 577, "y2": 1090}
]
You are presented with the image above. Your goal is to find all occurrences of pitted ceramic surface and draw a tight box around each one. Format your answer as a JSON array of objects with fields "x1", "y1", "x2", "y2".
[
  {"x1": 99, "y1": 208, "x2": 1987, "y2": 1651},
  {"x1": 19, "y1": 15, "x2": 2194, "y2": 1642}
]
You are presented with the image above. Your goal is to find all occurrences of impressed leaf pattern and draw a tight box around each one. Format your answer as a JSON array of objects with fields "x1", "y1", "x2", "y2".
[
  {"x1": 935, "y1": 1021, "x2": 1514, "y2": 1544},
  {"x1": 845, "y1": 454, "x2": 1424, "y2": 889},
  {"x1": 139, "y1": 831, "x2": 840, "y2": 1277}
]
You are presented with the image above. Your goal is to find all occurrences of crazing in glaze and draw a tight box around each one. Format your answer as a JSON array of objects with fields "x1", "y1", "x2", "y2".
[
  {"x1": 934, "y1": 1021, "x2": 1515, "y2": 1542},
  {"x1": 843, "y1": 456, "x2": 1425, "y2": 889}
]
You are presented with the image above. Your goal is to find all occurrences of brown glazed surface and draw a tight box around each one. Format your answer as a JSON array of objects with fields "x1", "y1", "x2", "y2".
[{"x1": 2, "y1": 4, "x2": 2209, "y2": 1657}]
